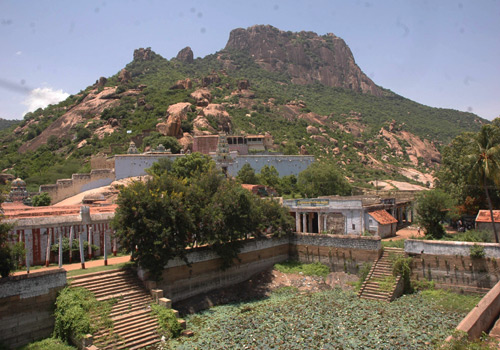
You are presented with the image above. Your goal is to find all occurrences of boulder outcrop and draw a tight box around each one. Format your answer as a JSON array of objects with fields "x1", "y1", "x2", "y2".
[
  {"x1": 176, "y1": 46, "x2": 194, "y2": 63},
  {"x1": 225, "y1": 25, "x2": 383, "y2": 96}
]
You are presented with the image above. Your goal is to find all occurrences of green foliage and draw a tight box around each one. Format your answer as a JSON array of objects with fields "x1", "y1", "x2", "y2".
[
  {"x1": 273, "y1": 260, "x2": 330, "y2": 278},
  {"x1": 0, "y1": 216, "x2": 14, "y2": 278},
  {"x1": 151, "y1": 304, "x2": 182, "y2": 339},
  {"x1": 353, "y1": 262, "x2": 372, "y2": 290},
  {"x1": 236, "y1": 163, "x2": 258, "y2": 184},
  {"x1": 389, "y1": 253, "x2": 413, "y2": 293},
  {"x1": 167, "y1": 289, "x2": 473, "y2": 349},
  {"x1": 18, "y1": 338, "x2": 76, "y2": 350},
  {"x1": 51, "y1": 238, "x2": 98, "y2": 263},
  {"x1": 112, "y1": 163, "x2": 294, "y2": 279},
  {"x1": 32, "y1": 192, "x2": 51, "y2": 206},
  {"x1": 415, "y1": 189, "x2": 454, "y2": 239},
  {"x1": 442, "y1": 229, "x2": 495, "y2": 243},
  {"x1": 53, "y1": 287, "x2": 114, "y2": 343},
  {"x1": 257, "y1": 165, "x2": 281, "y2": 193},
  {"x1": 142, "y1": 132, "x2": 181, "y2": 153},
  {"x1": 440, "y1": 330, "x2": 497, "y2": 350},
  {"x1": 420, "y1": 289, "x2": 482, "y2": 314},
  {"x1": 470, "y1": 244, "x2": 486, "y2": 259},
  {"x1": 146, "y1": 157, "x2": 173, "y2": 177},
  {"x1": 381, "y1": 239, "x2": 406, "y2": 249},
  {"x1": 297, "y1": 161, "x2": 352, "y2": 197}
]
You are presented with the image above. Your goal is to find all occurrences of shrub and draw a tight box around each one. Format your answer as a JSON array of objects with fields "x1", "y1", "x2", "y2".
[
  {"x1": 53, "y1": 287, "x2": 114, "y2": 343},
  {"x1": 470, "y1": 244, "x2": 486, "y2": 259},
  {"x1": 32, "y1": 192, "x2": 51, "y2": 206},
  {"x1": 151, "y1": 304, "x2": 182, "y2": 339},
  {"x1": 390, "y1": 254, "x2": 413, "y2": 293},
  {"x1": 18, "y1": 338, "x2": 76, "y2": 350}
]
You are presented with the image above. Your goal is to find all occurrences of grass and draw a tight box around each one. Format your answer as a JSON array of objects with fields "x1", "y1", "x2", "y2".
[
  {"x1": 273, "y1": 260, "x2": 330, "y2": 278},
  {"x1": 66, "y1": 262, "x2": 134, "y2": 277},
  {"x1": 372, "y1": 275, "x2": 396, "y2": 292},
  {"x1": 16, "y1": 338, "x2": 76, "y2": 350},
  {"x1": 420, "y1": 289, "x2": 482, "y2": 314},
  {"x1": 381, "y1": 239, "x2": 405, "y2": 249}
]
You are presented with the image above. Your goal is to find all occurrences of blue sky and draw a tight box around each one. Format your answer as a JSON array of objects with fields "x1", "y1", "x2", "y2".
[{"x1": 0, "y1": 0, "x2": 499, "y2": 121}]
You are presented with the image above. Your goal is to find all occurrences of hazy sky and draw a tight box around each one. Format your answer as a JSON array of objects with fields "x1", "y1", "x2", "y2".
[{"x1": 0, "y1": 0, "x2": 499, "y2": 121}]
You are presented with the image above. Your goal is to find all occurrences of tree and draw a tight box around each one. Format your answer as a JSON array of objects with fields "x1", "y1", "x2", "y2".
[
  {"x1": 236, "y1": 163, "x2": 258, "y2": 184},
  {"x1": 467, "y1": 124, "x2": 500, "y2": 243},
  {"x1": 171, "y1": 152, "x2": 215, "y2": 181},
  {"x1": 142, "y1": 133, "x2": 182, "y2": 154},
  {"x1": 415, "y1": 189, "x2": 454, "y2": 239},
  {"x1": 32, "y1": 192, "x2": 51, "y2": 206},
  {"x1": 297, "y1": 161, "x2": 351, "y2": 197},
  {"x1": 258, "y1": 165, "x2": 281, "y2": 193},
  {"x1": 0, "y1": 196, "x2": 14, "y2": 277},
  {"x1": 111, "y1": 174, "x2": 193, "y2": 280},
  {"x1": 146, "y1": 158, "x2": 173, "y2": 177}
]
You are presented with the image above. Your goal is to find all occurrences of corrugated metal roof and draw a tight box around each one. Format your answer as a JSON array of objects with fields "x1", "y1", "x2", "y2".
[
  {"x1": 475, "y1": 210, "x2": 500, "y2": 223},
  {"x1": 368, "y1": 210, "x2": 398, "y2": 225}
]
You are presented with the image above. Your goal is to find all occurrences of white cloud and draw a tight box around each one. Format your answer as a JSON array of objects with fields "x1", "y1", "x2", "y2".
[
  {"x1": 15, "y1": 51, "x2": 22, "y2": 56},
  {"x1": 22, "y1": 87, "x2": 70, "y2": 113}
]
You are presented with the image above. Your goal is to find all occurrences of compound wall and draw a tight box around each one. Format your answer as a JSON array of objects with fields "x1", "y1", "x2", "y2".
[{"x1": 0, "y1": 269, "x2": 66, "y2": 349}]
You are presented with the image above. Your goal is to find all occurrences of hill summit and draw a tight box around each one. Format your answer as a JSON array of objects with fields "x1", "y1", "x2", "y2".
[{"x1": 225, "y1": 25, "x2": 383, "y2": 96}]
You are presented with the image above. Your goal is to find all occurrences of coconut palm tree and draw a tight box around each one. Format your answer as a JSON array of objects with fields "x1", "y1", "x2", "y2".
[{"x1": 469, "y1": 125, "x2": 500, "y2": 243}]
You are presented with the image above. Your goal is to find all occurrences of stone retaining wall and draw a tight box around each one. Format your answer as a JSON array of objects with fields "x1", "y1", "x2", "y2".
[{"x1": 0, "y1": 269, "x2": 67, "y2": 348}]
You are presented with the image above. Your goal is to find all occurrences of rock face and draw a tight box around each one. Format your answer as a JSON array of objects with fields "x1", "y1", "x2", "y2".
[
  {"x1": 133, "y1": 47, "x2": 153, "y2": 61},
  {"x1": 118, "y1": 69, "x2": 131, "y2": 83},
  {"x1": 190, "y1": 88, "x2": 212, "y2": 107},
  {"x1": 176, "y1": 46, "x2": 194, "y2": 63},
  {"x1": 170, "y1": 78, "x2": 192, "y2": 90},
  {"x1": 225, "y1": 25, "x2": 383, "y2": 96}
]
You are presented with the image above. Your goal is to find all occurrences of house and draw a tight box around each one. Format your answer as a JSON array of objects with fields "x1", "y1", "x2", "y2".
[
  {"x1": 475, "y1": 210, "x2": 500, "y2": 232},
  {"x1": 367, "y1": 210, "x2": 398, "y2": 238}
]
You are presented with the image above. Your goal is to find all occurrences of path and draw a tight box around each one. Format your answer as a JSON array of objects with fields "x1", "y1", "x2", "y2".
[{"x1": 12, "y1": 255, "x2": 131, "y2": 276}]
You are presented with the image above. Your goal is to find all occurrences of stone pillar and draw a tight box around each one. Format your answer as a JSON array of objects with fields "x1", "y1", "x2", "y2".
[
  {"x1": 79, "y1": 230, "x2": 86, "y2": 269},
  {"x1": 302, "y1": 213, "x2": 307, "y2": 233},
  {"x1": 323, "y1": 215, "x2": 327, "y2": 232},
  {"x1": 58, "y1": 228, "x2": 63, "y2": 268},
  {"x1": 113, "y1": 232, "x2": 117, "y2": 256},
  {"x1": 45, "y1": 228, "x2": 51, "y2": 267},
  {"x1": 317, "y1": 214, "x2": 322, "y2": 233},
  {"x1": 295, "y1": 212, "x2": 301, "y2": 233},
  {"x1": 88, "y1": 226, "x2": 93, "y2": 259},
  {"x1": 25, "y1": 229, "x2": 32, "y2": 273},
  {"x1": 69, "y1": 226, "x2": 74, "y2": 263},
  {"x1": 308, "y1": 213, "x2": 313, "y2": 233},
  {"x1": 103, "y1": 230, "x2": 108, "y2": 266}
]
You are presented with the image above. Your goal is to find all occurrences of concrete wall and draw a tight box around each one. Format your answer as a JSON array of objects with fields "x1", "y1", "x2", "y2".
[
  {"x1": 40, "y1": 169, "x2": 115, "y2": 204},
  {"x1": 0, "y1": 269, "x2": 67, "y2": 349},
  {"x1": 405, "y1": 240, "x2": 500, "y2": 293},
  {"x1": 290, "y1": 233, "x2": 381, "y2": 273},
  {"x1": 115, "y1": 154, "x2": 184, "y2": 180},
  {"x1": 405, "y1": 239, "x2": 500, "y2": 258},
  {"x1": 455, "y1": 279, "x2": 500, "y2": 339},
  {"x1": 227, "y1": 155, "x2": 314, "y2": 177},
  {"x1": 154, "y1": 237, "x2": 290, "y2": 303}
]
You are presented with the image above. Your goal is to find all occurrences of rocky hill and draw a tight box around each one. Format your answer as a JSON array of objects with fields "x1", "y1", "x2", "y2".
[
  {"x1": 225, "y1": 25, "x2": 383, "y2": 96},
  {"x1": 0, "y1": 25, "x2": 487, "y2": 191}
]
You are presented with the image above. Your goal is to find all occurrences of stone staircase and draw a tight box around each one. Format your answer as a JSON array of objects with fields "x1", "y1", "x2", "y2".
[
  {"x1": 358, "y1": 247, "x2": 405, "y2": 302},
  {"x1": 69, "y1": 269, "x2": 163, "y2": 350}
]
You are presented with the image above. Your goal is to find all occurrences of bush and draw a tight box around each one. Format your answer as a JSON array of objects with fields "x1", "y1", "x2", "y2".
[
  {"x1": 51, "y1": 238, "x2": 98, "y2": 263},
  {"x1": 151, "y1": 304, "x2": 182, "y2": 339},
  {"x1": 53, "y1": 287, "x2": 114, "y2": 343},
  {"x1": 18, "y1": 338, "x2": 76, "y2": 350},
  {"x1": 32, "y1": 192, "x2": 51, "y2": 206},
  {"x1": 470, "y1": 244, "x2": 486, "y2": 259},
  {"x1": 390, "y1": 254, "x2": 413, "y2": 293}
]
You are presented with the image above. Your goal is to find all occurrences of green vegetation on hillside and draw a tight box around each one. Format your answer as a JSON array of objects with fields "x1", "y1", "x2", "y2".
[{"x1": 0, "y1": 46, "x2": 486, "y2": 189}]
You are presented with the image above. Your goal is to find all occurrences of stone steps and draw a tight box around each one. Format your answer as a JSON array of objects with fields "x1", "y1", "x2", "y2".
[
  {"x1": 68, "y1": 269, "x2": 162, "y2": 349},
  {"x1": 358, "y1": 248, "x2": 405, "y2": 302}
]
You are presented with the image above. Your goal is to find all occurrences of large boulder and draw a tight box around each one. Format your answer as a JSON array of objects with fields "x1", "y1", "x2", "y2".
[
  {"x1": 170, "y1": 78, "x2": 193, "y2": 90},
  {"x1": 118, "y1": 69, "x2": 131, "y2": 84},
  {"x1": 157, "y1": 114, "x2": 182, "y2": 137},
  {"x1": 192, "y1": 115, "x2": 215, "y2": 135},
  {"x1": 133, "y1": 47, "x2": 153, "y2": 61},
  {"x1": 176, "y1": 46, "x2": 194, "y2": 63},
  {"x1": 201, "y1": 104, "x2": 232, "y2": 133},
  {"x1": 190, "y1": 88, "x2": 212, "y2": 107},
  {"x1": 178, "y1": 132, "x2": 194, "y2": 151},
  {"x1": 306, "y1": 125, "x2": 319, "y2": 135},
  {"x1": 167, "y1": 102, "x2": 192, "y2": 121}
]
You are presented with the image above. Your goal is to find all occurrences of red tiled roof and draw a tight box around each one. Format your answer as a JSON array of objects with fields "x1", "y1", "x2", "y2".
[
  {"x1": 1, "y1": 202, "x2": 117, "y2": 220},
  {"x1": 368, "y1": 210, "x2": 398, "y2": 225},
  {"x1": 475, "y1": 210, "x2": 500, "y2": 223}
]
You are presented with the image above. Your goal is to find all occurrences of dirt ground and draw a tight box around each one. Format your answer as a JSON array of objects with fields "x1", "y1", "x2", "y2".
[{"x1": 173, "y1": 269, "x2": 359, "y2": 315}]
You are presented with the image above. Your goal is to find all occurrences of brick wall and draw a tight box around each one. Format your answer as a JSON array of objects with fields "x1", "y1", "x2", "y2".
[{"x1": 0, "y1": 269, "x2": 66, "y2": 348}]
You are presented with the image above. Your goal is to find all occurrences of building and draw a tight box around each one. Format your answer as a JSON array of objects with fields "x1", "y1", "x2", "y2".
[
  {"x1": 283, "y1": 196, "x2": 412, "y2": 238},
  {"x1": 475, "y1": 210, "x2": 500, "y2": 232},
  {"x1": 193, "y1": 133, "x2": 273, "y2": 155},
  {"x1": 2, "y1": 202, "x2": 116, "y2": 266}
]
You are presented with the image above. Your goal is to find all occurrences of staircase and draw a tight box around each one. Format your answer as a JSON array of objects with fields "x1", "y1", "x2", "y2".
[
  {"x1": 69, "y1": 269, "x2": 161, "y2": 350},
  {"x1": 358, "y1": 247, "x2": 405, "y2": 302}
]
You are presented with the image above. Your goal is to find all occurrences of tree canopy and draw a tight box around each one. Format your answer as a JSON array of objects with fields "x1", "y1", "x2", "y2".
[
  {"x1": 112, "y1": 154, "x2": 294, "y2": 279},
  {"x1": 415, "y1": 189, "x2": 454, "y2": 239},
  {"x1": 297, "y1": 161, "x2": 352, "y2": 197}
]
